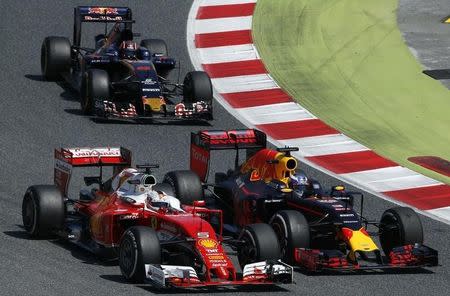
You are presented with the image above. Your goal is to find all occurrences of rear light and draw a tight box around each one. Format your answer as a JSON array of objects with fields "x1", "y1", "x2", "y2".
[{"x1": 341, "y1": 227, "x2": 353, "y2": 240}]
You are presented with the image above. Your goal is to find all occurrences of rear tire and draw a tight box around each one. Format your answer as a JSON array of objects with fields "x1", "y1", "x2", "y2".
[
  {"x1": 379, "y1": 207, "x2": 423, "y2": 255},
  {"x1": 152, "y1": 183, "x2": 175, "y2": 197},
  {"x1": 41, "y1": 36, "x2": 71, "y2": 81},
  {"x1": 238, "y1": 223, "x2": 280, "y2": 266},
  {"x1": 80, "y1": 69, "x2": 110, "y2": 115},
  {"x1": 183, "y1": 71, "x2": 213, "y2": 105},
  {"x1": 22, "y1": 185, "x2": 65, "y2": 238},
  {"x1": 119, "y1": 226, "x2": 161, "y2": 283},
  {"x1": 270, "y1": 210, "x2": 310, "y2": 264},
  {"x1": 163, "y1": 170, "x2": 203, "y2": 205}
]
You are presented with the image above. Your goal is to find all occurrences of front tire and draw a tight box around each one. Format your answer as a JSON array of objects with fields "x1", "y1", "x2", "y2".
[
  {"x1": 238, "y1": 223, "x2": 280, "y2": 267},
  {"x1": 22, "y1": 185, "x2": 65, "y2": 238},
  {"x1": 270, "y1": 210, "x2": 310, "y2": 264},
  {"x1": 80, "y1": 69, "x2": 110, "y2": 115},
  {"x1": 183, "y1": 71, "x2": 213, "y2": 105},
  {"x1": 41, "y1": 36, "x2": 71, "y2": 81},
  {"x1": 163, "y1": 170, "x2": 203, "y2": 205},
  {"x1": 379, "y1": 207, "x2": 424, "y2": 255},
  {"x1": 119, "y1": 226, "x2": 161, "y2": 283}
]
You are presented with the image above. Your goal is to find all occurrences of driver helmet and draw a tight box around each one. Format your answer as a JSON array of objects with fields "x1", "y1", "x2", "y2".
[
  {"x1": 290, "y1": 171, "x2": 308, "y2": 190},
  {"x1": 146, "y1": 190, "x2": 170, "y2": 209},
  {"x1": 119, "y1": 41, "x2": 138, "y2": 59}
]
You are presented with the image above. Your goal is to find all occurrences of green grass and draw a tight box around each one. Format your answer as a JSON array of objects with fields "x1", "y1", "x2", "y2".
[{"x1": 253, "y1": 0, "x2": 450, "y2": 185}]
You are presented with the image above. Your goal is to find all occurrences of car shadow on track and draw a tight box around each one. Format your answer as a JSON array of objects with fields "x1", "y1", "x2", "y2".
[
  {"x1": 63, "y1": 108, "x2": 213, "y2": 126},
  {"x1": 24, "y1": 73, "x2": 213, "y2": 126},
  {"x1": 100, "y1": 274, "x2": 290, "y2": 294},
  {"x1": 24, "y1": 74, "x2": 79, "y2": 102},
  {"x1": 24, "y1": 74, "x2": 47, "y2": 82},
  {"x1": 294, "y1": 266, "x2": 435, "y2": 276},
  {"x1": 4, "y1": 225, "x2": 117, "y2": 267}
]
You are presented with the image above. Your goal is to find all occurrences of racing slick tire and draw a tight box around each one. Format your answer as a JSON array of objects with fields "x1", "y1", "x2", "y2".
[
  {"x1": 119, "y1": 226, "x2": 161, "y2": 283},
  {"x1": 41, "y1": 36, "x2": 71, "y2": 81},
  {"x1": 152, "y1": 182, "x2": 175, "y2": 197},
  {"x1": 270, "y1": 210, "x2": 310, "y2": 264},
  {"x1": 22, "y1": 185, "x2": 65, "y2": 238},
  {"x1": 140, "y1": 39, "x2": 168, "y2": 56},
  {"x1": 163, "y1": 170, "x2": 203, "y2": 205},
  {"x1": 183, "y1": 71, "x2": 213, "y2": 105},
  {"x1": 80, "y1": 69, "x2": 110, "y2": 115},
  {"x1": 238, "y1": 223, "x2": 281, "y2": 266},
  {"x1": 379, "y1": 207, "x2": 424, "y2": 255}
]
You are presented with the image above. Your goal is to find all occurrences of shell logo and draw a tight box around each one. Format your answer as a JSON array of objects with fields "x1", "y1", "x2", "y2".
[{"x1": 198, "y1": 238, "x2": 218, "y2": 249}]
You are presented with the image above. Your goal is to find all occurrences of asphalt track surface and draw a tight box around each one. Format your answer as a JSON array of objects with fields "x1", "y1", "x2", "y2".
[
  {"x1": 0, "y1": 1, "x2": 448, "y2": 295},
  {"x1": 398, "y1": 0, "x2": 450, "y2": 89}
]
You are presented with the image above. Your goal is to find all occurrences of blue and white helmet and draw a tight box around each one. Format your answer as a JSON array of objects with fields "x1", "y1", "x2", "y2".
[{"x1": 290, "y1": 171, "x2": 308, "y2": 188}]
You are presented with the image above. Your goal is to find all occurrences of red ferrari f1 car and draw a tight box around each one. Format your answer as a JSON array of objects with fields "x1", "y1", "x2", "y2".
[
  {"x1": 21, "y1": 147, "x2": 292, "y2": 288},
  {"x1": 189, "y1": 129, "x2": 439, "y2": 272}
]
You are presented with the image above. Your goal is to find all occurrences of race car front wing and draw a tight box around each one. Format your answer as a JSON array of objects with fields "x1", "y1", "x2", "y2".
[
  {"x1": 93, "y1": 99, "x2": 212, "y2": 122},
  {"x1": 145, "y1": 260, "x2": 293, "y2": 288},
  {"x1": 294, "y1": 243, "x2": 438, "y2": 272}
]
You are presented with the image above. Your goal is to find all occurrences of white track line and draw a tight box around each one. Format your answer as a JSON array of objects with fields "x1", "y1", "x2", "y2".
[
  {"x1": 279, "y1": 134, "x2": 369, "y2": 157},
  {"x1": 427, "y1": 207, "x2": 450, "y2": 224},
  {"x1": 341, "y1": 167, "x2": 441, "y2": 192},
  {"x1": 236, "y1": 102, "x2": 313, "y2": 125},
  {"x1": 198, "y1": 44, "x2": 260, "y2": 64},
  {"x1": 194, "y1": 16, "x2": 252, "y2": 34},
  {"x1": 200, "y1": 0, "x2": 257, "y2": 5},
  {"x1": 212, "y1": 74, "x2": 279, "y2": 93}
]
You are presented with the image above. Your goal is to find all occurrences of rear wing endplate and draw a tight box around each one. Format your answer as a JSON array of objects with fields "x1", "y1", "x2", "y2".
[
  {"x1": 54, "y1": 147, "x2": 131, "y2": 196},
  {"x1": 190, "y1": 129, "x2": 266, "y2": 182}
]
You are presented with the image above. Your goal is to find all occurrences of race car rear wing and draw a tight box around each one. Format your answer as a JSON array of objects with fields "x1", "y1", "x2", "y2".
[
  {"x1": 190, "y1": 129, "x2": 267, "y2": 182},
  {"x1": 77, "y1": 6, "x2": 132, "y2": 23},
  {"x1": 54, "y1": 147, "x2": 131, "y2": 196},
  {"x1": 73, "y1": 6, "x2": 133, "y2": 47}
]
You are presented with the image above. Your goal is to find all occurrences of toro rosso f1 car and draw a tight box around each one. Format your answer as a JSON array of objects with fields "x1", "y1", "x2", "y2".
[
  {"x1": 189, "y1": 129, "x2": 438, "y2": 272},
  {"x1": 40, "y1": 6, "x2": 213, "y2": 122},
  {"x1": 21, "y1": 147, "x2": 292, "y2": 288}
]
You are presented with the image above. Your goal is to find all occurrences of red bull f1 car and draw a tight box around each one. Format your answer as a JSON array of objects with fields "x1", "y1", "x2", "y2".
[
  {"x1": 21, "y1": 147, "x2": 292, "y2": 288},
  {"x1": 189, "y1": 129, "x2": 439, "y2": 272},
  {"x1": 40, "y1": 6, "x2": 213, "y2": 122}
]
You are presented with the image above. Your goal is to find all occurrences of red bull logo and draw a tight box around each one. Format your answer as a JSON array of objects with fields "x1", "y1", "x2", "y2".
[{"x1": 88, "y1": 7, "x2": 118, "y2": 15}]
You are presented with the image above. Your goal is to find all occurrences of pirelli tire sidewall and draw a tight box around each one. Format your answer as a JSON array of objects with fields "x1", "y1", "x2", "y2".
[
  {"x1": 270, "y1": 210, "x2": 310, "y2": 264},
  {"x1": 379, "y1": 207, "x2": 424, "y2": 255},
  {"x1": 238, "y1": 223, "x2": 281, "y2": 267},
  {"x1": 162, "y1": 170, "x2": 203, "y2": 205},
  {"x1": 41, "y1": 36, "x2": 71, "y2": 81},
  {"x1": 80, "y1": 69, "x2": 110, "y2": 115},
  {"x1": 119, "y1": 226, "x2": 161, "y2": 284},
  {"x1": 21, "y1": 185, "x2": 65, "y2": 238}
]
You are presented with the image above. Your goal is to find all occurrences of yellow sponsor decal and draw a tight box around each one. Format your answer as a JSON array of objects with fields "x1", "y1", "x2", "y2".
[
  {"x1": 208, "y1": 255, "x2": 225, "y2": 260},
  {"x1": 198, "y1": 238, "x2": 218, "y2": 249},
  {"x1": 444, "y1": 16, "x2": 450, "y2": 24},
  {"x1": 143, "y1": 97, "x2": 163, "y2": 111}
]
